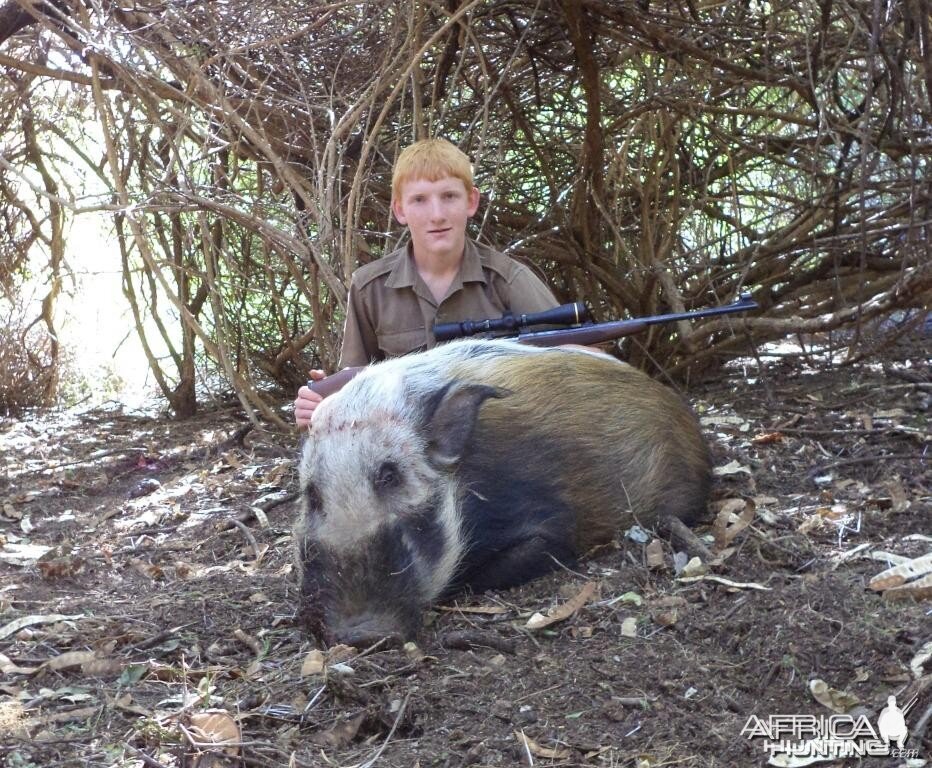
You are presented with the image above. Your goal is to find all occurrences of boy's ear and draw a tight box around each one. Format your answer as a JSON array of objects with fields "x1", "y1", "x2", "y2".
[
  {"x1": 467, "y1": 186, "x2": 480, "y2": 216},
  {"x1": 391, "y1": 197, "x2": 407, "y2": 225}
]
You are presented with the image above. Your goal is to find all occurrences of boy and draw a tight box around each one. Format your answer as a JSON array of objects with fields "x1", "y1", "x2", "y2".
[{"x1": 294, "y1": 138, "x2": 558, "y2": 427}]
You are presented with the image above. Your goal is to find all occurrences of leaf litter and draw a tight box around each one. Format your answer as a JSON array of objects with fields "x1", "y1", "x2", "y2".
[{"x1": 0, "y1": 341, "x2": 930, "y2": 766}]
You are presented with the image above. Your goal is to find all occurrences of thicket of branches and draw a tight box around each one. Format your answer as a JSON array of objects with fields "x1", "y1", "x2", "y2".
[{"x1": 1, "y1": 0, "x2": 929, "y2": 423}]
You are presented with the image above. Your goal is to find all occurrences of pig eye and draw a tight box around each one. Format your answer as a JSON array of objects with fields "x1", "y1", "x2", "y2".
[
  {"x1": 305, "y1": 483, "x2": 323, "y2": 512},
  {"x1": 373, "y1": 461, "x2": 402, "y2": 492}
]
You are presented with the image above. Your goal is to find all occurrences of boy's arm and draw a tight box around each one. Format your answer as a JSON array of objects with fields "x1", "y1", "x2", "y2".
[
  {"x1": 338, "y1": 278, "x2": 381, "y2": 369},
  {"x1": 294, "y1": 278, "x2": 376, "y2": 428}
]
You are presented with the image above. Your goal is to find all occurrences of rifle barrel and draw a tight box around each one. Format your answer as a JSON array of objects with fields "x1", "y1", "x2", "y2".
[{"x1": 307, "y1": 295, "x2": 758, "y2": 398}]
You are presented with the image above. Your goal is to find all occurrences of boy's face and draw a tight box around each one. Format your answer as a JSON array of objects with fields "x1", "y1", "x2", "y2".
[{"x1": 392, "y1": 176, "x2": 480, "y2": 261}]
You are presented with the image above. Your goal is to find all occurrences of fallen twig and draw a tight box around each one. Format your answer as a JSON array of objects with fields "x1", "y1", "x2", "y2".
[
  {"x1": 809, "y1": 453, "x2": 925, "y2": 478},
  {"x1": 662, "y1": 516, "x2": 714, "y2": 562},
  {"x1": 230, "y1": 519, "x2": 261, "y2": 560},
  {"x1": 441, "y1": 630, "x2": 518, "y2": 655},
  {"x1": 218, "y1": 491, "x2": 298, "y2": 531}
]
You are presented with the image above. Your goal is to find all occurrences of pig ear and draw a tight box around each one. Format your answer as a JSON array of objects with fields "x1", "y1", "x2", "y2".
[{"x1": 423, "y1": 382, "x2": 506, "y2": 467}]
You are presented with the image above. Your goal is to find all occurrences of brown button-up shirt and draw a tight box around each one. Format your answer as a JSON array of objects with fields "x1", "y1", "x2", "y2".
[{"x1": 339, "y1": 239, "x2": 559, "y2": 368}]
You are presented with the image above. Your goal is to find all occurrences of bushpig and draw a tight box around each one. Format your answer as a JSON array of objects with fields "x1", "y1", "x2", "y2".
[{"x1": 294, "y1": 339, "x2": 711, "y2": 645}]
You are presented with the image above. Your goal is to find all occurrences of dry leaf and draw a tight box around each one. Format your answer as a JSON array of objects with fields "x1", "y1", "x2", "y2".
[
  {"x1": 44, "y1": 650, "x2": 97, "y2": 672},
  {"x1": 514, "y1": 730, "x2": 571, "y2": 760},
  {"x1": 652, "y1": 610, "x2": 679, "y2": 627},
  {"x1": 221, "y1": 451, "x2": 243, "y2": 469},
  {"x1": 874, "y1": 408, "x2": 906, "y2": 419},
  {"x1": 680, "y1": 557, "x2": 708, "y2": 577},
  {"x1": 829, "y1": 543, "x2": 874, "y2": 567},
  {"x1": 0, "y1": 542, "x2": 53, "y2": 566},
  {"x1": 910, "y1": 641, "x2": 932, "y2": 678},
  {"x1": 886, "y1": 479, "x2": 910, "y2": 512},
  {"x1": 112, "y1": 693, "x2": 149, "y2": 716},
  {"x1": 797, "y1": 514, "x2": 823, "y2": 534},
  {"x1": 0, "y1": 613, "x2": 83, "y2": 641},
  {"x1": 852, "y1": 667, "x2": 870, "y2": 683},
  {"x1": 300, "y1": 649, "x2": 325, "y2": 676},
  {"x1": 526, "y1": 582, "x2": 597, "y2": 631},
  {"x1": 753, "y1": 495, "x2": 779, "y2": 506},
  {"x1": 817, "y1": 504, "x2": 848, "y2": 521},
  {"x1": 174, "y1": 561, "x2": 199, "y2": 579},
  {"x1": 129, "y1": 558, "x2": 164, "y2": 580},
  {"x1": 881, "y1": 573, "x2": 932, "y2": 601},
  {"x1": 0, "y1": 652, "x2": 37, "y2": 675},
  {"x1": 83, "y1": 658, "x2": 123, "y2": 677},
  {"x1": 25, "y1": 705, "x2": 98, "y2": 727},
  {"x1": 751, "y1": 432, "x2": 784, "y2": 445},
  {"x1": 712, "y1": 498, "x2": 756, "y2": 550},
  {"x1": 403, "y1": 642, "x2": 424, "y2": 662},
  {"x1": 37, "y1": 555, "x2": 85, "y2": 581},
  {"x1": 233, "y1": 628, "x2": 261, "y2": 655},
  {"x1": 700, "y1": 414, "x2": 749, "y2": 429},
  {"x1": 809, "y1": 679, "x2": 859, "y2": 713},
  {"x1": 326, "y1": 644, "x2": 357, "y2": 664},
  {"x1": 868, "y1": 552, "x2": 932, "y2": 591},
  {"x1": 263, "y1": 463, "x2": 290, "y2": 486},
  {"x1": 187, "y1": 710, "x2": 241, "y2": 752},
  {"x1": 312, "y1": 712, "x2": 367, "y2": 748},
  {"x1": 250, "y1": 507, "x2": 270, "y2": 529},
  {"x1": 713, "y1": 460, "x2": 752, "y2": 477},
  {"x1": 645, "y1": 539, "x2": 665, "y2": 569}
]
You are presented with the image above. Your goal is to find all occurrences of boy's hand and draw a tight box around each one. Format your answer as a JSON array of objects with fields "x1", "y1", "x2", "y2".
[{"x1": 295, "y1": 369, "x2": 326, "y2": 428}]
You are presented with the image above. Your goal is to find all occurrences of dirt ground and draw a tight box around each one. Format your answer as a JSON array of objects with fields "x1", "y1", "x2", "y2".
[{"x1": 1, "y1": 336, "x2": 930, "y2": 768}]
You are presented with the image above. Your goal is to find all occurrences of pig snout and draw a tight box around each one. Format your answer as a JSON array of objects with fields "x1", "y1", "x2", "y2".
[
  {"x1": 297, "y1": 527, "x2": 438, "y2": 644},
  {"x1": 330, "y1": 614, "x2": 405, "y2": 649}
]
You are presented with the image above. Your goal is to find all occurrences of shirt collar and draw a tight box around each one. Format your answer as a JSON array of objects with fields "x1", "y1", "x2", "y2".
[{"x1": 384, "y1": 239, "x2": 488, "y2": 291}]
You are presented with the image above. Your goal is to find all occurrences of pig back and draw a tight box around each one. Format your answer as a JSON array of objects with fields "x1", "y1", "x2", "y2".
[{"x1": 445, "y1": 347, "x2": 711, "y2": 552}]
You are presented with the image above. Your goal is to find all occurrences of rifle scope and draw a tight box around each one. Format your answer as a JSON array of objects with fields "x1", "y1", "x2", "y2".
[{"x1": 433, "y1": 301, "x2": 588, "y2": 342}]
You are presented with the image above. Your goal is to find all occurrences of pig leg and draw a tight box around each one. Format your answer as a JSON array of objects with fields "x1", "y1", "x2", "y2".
[{"x1": 457, "y1": 531, "x2": 577, "y2": 593}]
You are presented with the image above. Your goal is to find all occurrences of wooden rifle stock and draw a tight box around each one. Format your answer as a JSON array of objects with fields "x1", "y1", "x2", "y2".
[
  {"x1": 308, "y1": 294, "x2": 758, "y2": 397},
  {"x1": 308, "y1": 365, "x2": 365, "y2": 398}
]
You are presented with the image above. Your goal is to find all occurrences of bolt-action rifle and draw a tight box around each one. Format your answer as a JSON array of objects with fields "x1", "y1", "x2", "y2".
[{"x1": 308, "y1": 293, "x2": 758, "y2": 398}]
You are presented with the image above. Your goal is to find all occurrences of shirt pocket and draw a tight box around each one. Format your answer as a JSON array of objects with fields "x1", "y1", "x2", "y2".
[{"x1": 377, "y1": 328, "x2": 427, "y2": 358}]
